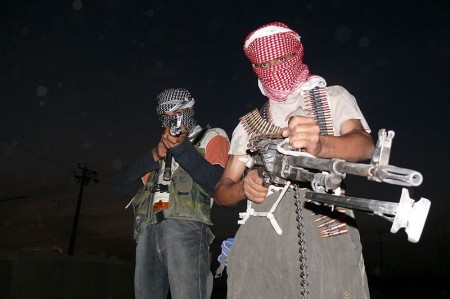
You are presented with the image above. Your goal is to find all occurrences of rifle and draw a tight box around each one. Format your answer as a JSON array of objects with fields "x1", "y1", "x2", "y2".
[
  {"x1": 162, "y1": 98, "x2": 195, "y2": 181},
  {"x1": 248, "y1": 129, "x2": 431, "y2": 243},
  {"x1": 162, "y1": 114, "x2": 182, "y2": 181}
]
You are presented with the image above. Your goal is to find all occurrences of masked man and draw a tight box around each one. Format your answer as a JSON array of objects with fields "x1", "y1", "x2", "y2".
[
  {"x1": 214, "y1": 22, "x2": 374, "y2": 298},
  {"x1": 113, "y1": 88, "x2": 230, "y2": 299}
]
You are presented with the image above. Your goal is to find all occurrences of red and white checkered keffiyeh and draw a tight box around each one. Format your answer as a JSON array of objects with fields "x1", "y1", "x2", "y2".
[{"x1": 243, "y1": 22, "x2": 310, "y2": 102}]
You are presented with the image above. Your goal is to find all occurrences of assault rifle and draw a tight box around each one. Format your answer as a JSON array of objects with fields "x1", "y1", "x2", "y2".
[
  {"x1": 163, "y1": 98, "x2": 195, "y2": 181},
  {"x1": 248, "y1": 129, "x2": 431, "y2": 243}
]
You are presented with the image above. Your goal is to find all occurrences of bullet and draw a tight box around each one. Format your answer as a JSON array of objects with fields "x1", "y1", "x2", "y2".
[
  {"x1": 321, "y1": 229, "x2": 348, "y2": 238},
  {"x1": 317, "y1": 219, "x2": 337, "y2": 228},
  {"x1": 320, "y1": 223, "x2": 347, "y2": 234},
  {"x1": 314, "y1": 215, "x2": 330, "y2": 222}
]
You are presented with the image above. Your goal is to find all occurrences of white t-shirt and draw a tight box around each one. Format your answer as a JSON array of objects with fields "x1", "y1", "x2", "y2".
[{"x1": 230, "y1": 76, "x2": 370, "y2": 155}]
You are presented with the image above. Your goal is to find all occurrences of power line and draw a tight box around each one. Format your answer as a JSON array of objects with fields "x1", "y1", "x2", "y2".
[
  {"x1": 0, "y1": 124, "x2": 78, "y2": 166},
  {"x1": 0, "y1": 195, "x2": 31, "y2": 202},
  {"x1": 0, "y1": 126, "x2": 114, "y2": 181},
  {"x1": 0, "y1": 125, "x2": 111, "y2": 179},
  {"x1": 0, "y1": 135, "x2": 73, "y2": 170}
]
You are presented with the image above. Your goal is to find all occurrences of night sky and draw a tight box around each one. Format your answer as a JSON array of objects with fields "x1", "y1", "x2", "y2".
[{"x1": 1, "y1": 0, "x2": 449, "y2": 296}]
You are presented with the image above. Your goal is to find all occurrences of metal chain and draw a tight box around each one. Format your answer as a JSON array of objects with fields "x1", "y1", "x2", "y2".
[{"x1": 294, "y1": 185, "x2": 309, "y2": 299}]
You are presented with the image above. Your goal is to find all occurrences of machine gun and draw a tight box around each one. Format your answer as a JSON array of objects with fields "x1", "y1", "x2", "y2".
[{"x1": 248, "y1": 129, "x2": 431, "y2": 243}]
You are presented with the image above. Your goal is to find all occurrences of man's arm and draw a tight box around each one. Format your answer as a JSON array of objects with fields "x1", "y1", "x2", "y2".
[
  {"x1": 214, "y1": 155, "x2": 270, "y2": 206},
  {"x1": 215, "y1": 118, "x2": 374, "y2": 206},
  {"x1": 214, "y1": 155, "x2": 246, "y2": 206},
  {"x1": 282, "y1": 118, "x2": 374, "y2": 162},
  {"x1": 111, "y1": 152, "x2": 160, "y2": 196},
  {"x1": 170, "y1": 135, "x2": 229, "y2": 196},
  {"x1": 112, "y1": 134, "x2": 168, "y2": 196}
]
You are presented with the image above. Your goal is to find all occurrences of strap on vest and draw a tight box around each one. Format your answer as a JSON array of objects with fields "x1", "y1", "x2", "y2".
[{"x1": 191, "y1": 125, "x2": 209, "y2": 145}]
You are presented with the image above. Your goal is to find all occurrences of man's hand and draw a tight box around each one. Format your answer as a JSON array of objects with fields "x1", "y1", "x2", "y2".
[
  {"x1": 282, "y1": 116, "x2": 321, "y2": 156},
  {"x1": 151, "y1": 127, "x2": 187, "y2": 161},
  {"x1": 243, "y1": 169, "x2": 269, "y2": 203},
  {"x1": 161, "y1": 127, "x2": 187, "y2": 149},
  {"x1": 151, "y1": 139, "x2": 167, "y2": 161}
]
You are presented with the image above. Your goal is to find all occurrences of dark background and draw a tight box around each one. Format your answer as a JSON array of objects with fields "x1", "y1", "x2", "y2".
[{"x1": 1, "y1": 0, "x2": 449, "y2": 298}]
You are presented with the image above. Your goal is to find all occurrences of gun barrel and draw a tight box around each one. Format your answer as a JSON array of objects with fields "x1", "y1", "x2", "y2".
[
  {"x1": 289, "y1": 155, "x2": 335, "y2": 172},
  {"x1": 373, "y1": 165, "x2": 423, "y2": 187},
  {"x1": 290, "y1": 156, "x2": 372, "y2": 177},
  {"x1": 289, "y1": 156, "x2": 423, "y2": 187}
]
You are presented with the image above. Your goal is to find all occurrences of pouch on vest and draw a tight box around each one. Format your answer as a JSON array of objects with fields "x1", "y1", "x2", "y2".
[
  {"x1": 131, "y1": 178, "x2": 155, "y2": 239},
  {"x1": 163, "y1": 146, "x2": 212, "y2": 224}
]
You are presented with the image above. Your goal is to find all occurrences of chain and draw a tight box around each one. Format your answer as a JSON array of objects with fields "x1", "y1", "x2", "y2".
[{"x1": 294, "y1": 185, "x2": 309, "y2": 299}]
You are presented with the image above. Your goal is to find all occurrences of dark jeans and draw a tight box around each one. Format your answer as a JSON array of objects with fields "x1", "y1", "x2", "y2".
[{"x1": 135, "y1": 219, "x2": 214, "y2": 299}]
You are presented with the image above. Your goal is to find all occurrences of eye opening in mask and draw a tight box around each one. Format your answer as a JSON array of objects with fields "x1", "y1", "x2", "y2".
[
  {"x1": 252, "y1": 52, "x2": 297, "y2": 69},
  {"x1": 159, "y1": 108, "x2": 191, "y2": 121}
]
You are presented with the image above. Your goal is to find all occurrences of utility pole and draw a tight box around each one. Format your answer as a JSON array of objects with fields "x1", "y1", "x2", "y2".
[{"x1": 68, "y1": 163, "x2": 98, "y2": 255}]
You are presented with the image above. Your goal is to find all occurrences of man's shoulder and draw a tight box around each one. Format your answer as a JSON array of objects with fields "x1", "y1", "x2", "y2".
[
  {"x1": 325, "y1": 85, "x2": 351, "y2": 97},
  {"x1": 197, "y1": 127, "x2": 229, "y2": 147},
  {"x1": 204, "y1": 127, "x2": 228, "y2": 138}
]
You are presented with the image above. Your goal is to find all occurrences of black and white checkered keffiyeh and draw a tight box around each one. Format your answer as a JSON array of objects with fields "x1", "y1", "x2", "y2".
[{"x1": 156, "y1": 88, "x2": 196, "y2": 133}]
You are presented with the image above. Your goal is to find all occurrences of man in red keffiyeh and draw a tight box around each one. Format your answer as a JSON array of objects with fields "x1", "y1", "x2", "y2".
[
  {"x1": 244, "y1": 22, "x2": 310, "y2": 102},
  {"x1": 214, "y1": 22, "x2": 374, "y2": 298}
]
